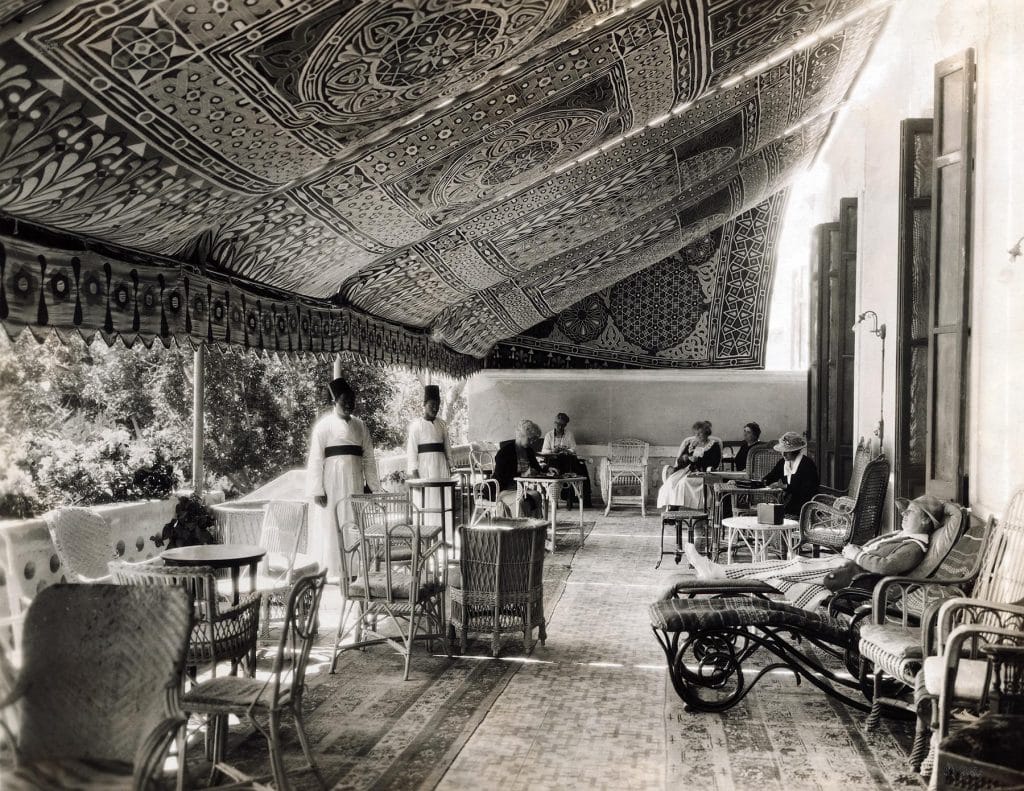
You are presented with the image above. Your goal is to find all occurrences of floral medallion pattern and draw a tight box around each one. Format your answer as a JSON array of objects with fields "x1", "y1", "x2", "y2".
[{"x1": 0, "y1": 0, "x2": 889, "y2": 367}]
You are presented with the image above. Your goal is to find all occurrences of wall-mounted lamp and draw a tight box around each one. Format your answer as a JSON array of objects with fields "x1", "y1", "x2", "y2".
[
  {"x1": 1009, "y1": 233, "x2": 1024, "y2": 261},
  {"x1": 852, "y1": 310, "x2": 886, "y2": 444}
]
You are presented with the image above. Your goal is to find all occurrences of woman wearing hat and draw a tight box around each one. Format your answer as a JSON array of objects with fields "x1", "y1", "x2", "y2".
[
  {"x1": 307, "y1": 377, "x2": 380, "y2": 577},
  {"x1": 762, "y1": 431, "x2": 819, "y2": 517}
]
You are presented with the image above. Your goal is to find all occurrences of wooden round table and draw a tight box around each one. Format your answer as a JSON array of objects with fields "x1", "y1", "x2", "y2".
[{"x1": 161, "y1": 543, "x2": 266, "y2": 605}]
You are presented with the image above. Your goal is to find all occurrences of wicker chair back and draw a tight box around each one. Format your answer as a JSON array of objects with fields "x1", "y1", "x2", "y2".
[
  {"x1": 266, "y1": 571, "x2": 327, "y2": 708},
  {"x1": 845, "y1": 439, "x2": 874, "y2": 501},
  {"x1": 974, "y1": 488, "x2": 1024, "y2": 606},
  {"x1": 846, "y1": 455, "x2": 891, "y2": 545},
  {"x1": 14, "y1": 584, "x2": 191, "y2": 767},
  {"x1": 258, "y1": 500, "x2": 309, "y2": 575},
  {"x1": 607, "y1": 438, "x2": 650, "y2": 467},
  {"x1": 43, "y1": 506, "x2": 114, "y2": 582},
  {"x1": 109, "y1": 561, "x2": 261, "y2": 673},
  {"x1": 747, "y1": 446, "x2": 783, "y2": 481}
]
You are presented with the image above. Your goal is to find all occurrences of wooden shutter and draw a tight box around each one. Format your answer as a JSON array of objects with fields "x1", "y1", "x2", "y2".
[
  {"x1": 925, "y1": 50, "x2": 974, "y2": 502},
  {"x1": 895, "y1": 118, "x2": 933, "y2": 499},
  {"x1": 808, "y1": 206, "x2": 856, "y2": 491}
]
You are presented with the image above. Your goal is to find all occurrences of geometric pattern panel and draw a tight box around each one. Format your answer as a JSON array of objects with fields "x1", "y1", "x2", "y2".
[
  {"x1": 486, "y1": 192, "x2": 787, "y2": 369},
  {"x1": 0, "y1": 0, "x2": 890, "y2": 364}
]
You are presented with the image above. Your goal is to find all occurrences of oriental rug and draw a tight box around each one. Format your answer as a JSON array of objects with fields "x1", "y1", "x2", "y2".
[{"x1": 183, "y1": 514, "x2": 921, "y2": 791}]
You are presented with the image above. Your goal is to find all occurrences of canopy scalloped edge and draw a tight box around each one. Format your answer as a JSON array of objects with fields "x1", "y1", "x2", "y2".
[{"x1": 0, "y1": 223, "x2": 481, "y2": 378}]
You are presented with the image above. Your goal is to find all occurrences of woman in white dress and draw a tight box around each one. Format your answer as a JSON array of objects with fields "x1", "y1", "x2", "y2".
[{"x1": 656, "y1": 420, "x2": 722, "y2": 510}]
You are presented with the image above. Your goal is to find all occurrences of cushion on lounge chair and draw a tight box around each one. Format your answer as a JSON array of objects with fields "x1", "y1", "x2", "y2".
[
  {"x1": 858, "y1": 623, "x2": 924, "y2": 683},
  {"x1": 659, "y1": 577, "x2": 781, "y2": 599},
  {"x1": 922, "y1": 655, "x2": 992, "y2": 700},
  {"x1": 649, "y1": 596, "x2": 850, "y2": 645},
  {"x1": 348, "y1": 572, "x2": 443, "y2": 601}
]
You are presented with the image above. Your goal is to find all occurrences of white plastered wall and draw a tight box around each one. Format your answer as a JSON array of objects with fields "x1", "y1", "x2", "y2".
[{"x1": 800, "y1": 0, "x2": 1024, "y2": 521}]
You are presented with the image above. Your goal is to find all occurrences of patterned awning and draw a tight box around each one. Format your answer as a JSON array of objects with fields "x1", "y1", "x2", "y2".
[{"x1": 0, "y1": 0, "x2": 889, "y2": 373}]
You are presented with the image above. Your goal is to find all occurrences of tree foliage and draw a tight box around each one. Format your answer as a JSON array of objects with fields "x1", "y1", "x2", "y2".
[{"x1": 0, "y1": 332, "x2": 457, "y2": 518}]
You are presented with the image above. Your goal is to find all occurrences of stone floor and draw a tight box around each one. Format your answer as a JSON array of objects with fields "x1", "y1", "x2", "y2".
[{"x1": 191, "y1": 509, "x2": 924, "y2": 790}]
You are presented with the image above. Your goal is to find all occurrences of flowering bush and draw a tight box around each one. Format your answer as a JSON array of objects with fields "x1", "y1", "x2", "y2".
[{"x1": 151, "y1": 494, "x2": 218, "y2": 549}]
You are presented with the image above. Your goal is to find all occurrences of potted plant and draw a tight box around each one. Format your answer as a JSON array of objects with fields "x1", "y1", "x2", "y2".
[
  {"x1": 381, "y1": 469, "x2": 409, "y2": 494},
  {"x1": 150, "y1": 493, "x2": 219, "y2": 549}
]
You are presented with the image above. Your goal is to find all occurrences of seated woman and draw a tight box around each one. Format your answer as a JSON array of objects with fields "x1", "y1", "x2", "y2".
[
  {"x1": 493, "y1": 419, "x2": 546, "y2": 518},
  {"x1": 732, "y1": 421, "x2": 763, "y2": 472},
  {"x1": 683, "y1": 494, "x2": 946, "y2": 610},
  {"x1": 656, "y1": 420, "x2": 722, "y2": 511},
  {"x1": 761, "y1": 431, "x2": 819, "y2": 517}
]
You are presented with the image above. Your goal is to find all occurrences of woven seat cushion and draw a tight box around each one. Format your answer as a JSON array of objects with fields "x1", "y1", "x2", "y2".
[
  {"x1": 649, "y1": 596, "x2": 850, "y2": 645},
  {"x1": 182, "y1": 676, "x2": 284, "y2": 712},
  {"x1": 349, "y1": 572, "x2": 442, "y2": 601},
  {"x1": 922, "y1": 655, "x2": 991, "y2": 700},
  {"x1": 859, "y1": 623, "x2": 924, "y2": 682}
]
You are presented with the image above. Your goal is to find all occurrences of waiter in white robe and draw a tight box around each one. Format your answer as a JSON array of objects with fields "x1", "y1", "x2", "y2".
[
  {"x1": 406, "y1": 384, "x2": 452, "y2": 532},
  {"x1": 307, "y1": 377, "x2": 379, "y2": 578}
]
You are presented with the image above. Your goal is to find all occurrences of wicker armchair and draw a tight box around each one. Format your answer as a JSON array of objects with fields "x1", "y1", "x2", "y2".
[
  {"x1": 110, "y1": 561, "x2": 261, "y2": 679},
  {"x1": 255, "y1": 500, "x2": 318, "y2": 635},
  {"x1": 331, "y1": 498, "x2": 447, "y2": 680},
  {"x1": 813, "y1": 438, "x2": 874, "y2": 507},
  {"x1": 178, "y1": 571, "x2": 328, "y2": 791},
  {"x1": 602, "y1": 439, "x2": 649, "y2": 517},
  {"x1": 449, "y1": 518, "x2": 548, "y2": 656},
  {"x1": 43, "y1": 506, "x2": 116, "y2": 582},
  {"x1": 0, "y1": 584, "x2": 192, "y2": 790},
  {"x1": 798, "y1": 454, "x2": 890, "y2": 554}
]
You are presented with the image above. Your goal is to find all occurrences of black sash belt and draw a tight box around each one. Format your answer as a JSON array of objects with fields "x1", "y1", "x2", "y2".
[
  {"x1": 324, "y1": 444, "x2": 363, "y2": 458},
  {"x1": 417, "y1": 442, "x2": 445, "y2": 453}
]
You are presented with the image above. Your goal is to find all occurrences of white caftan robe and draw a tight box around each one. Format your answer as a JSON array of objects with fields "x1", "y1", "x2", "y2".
[
  {"x1": 656, "y1": 435, "x2": 722, "y2": 510},
  {"x1": 306, "y1": 412, "x2": 379, "y2": 577},
  {"x1": 406, "y1": 417, "x2": 452, "y2": 530}
]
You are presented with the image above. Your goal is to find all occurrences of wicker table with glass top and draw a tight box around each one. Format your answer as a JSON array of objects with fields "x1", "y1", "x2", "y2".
[{"x1": 514, "y1": 474, "x2": 587, "y2": 551}]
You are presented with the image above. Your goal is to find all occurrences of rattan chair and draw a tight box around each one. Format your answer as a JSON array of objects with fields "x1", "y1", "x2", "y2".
[
  {"x1": 256, "y1": 500, "x2": 318, "y2": 635},
  {"x1": 449, "y1": 518, "x2": 547, "y2": 656},
  {"x1": 814, "y1": 438, "x2": 874, "y2": 506},
  {"x1": 110, "y1": 561, "x2": 261, "y2": 679},
  {"x1": 177, "y1": 571, "x2": 328, "y2": 791},
  {"x1": 43, "y1": 506, "x2": 116, "y2": 582},
  {"x1": 0, "y1": 584, "x2": 192, "y2": 790},
  {"x1": 798, "y1": 455, "x2": 890, "y2": 555},
  {"x1": 602, "y1": 439, "x2": 649, "y2": 517},
  {"x1": 912, "y1": 489, "x2": 1024, "y2": 777},
  {"x1": 469, "y1": 446, "x2": 502, "y2": 525},
  {"x1": 331, "y1": 498, "x2": 447, "y2": 680}
]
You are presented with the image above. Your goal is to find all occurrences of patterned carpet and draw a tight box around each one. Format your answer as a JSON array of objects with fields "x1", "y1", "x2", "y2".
[{"x1": 187, "y1": 514, "x2": 922, "y2": 790}]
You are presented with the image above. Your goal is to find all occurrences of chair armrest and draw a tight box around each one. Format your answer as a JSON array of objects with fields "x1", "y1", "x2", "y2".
[
  {"x1": 816, "y1": 485, "x2": 849, "y2": 498},
  {"x1": 133, "y1": 714, "x2": 187, "y2": 788},
  {"x1": 833, "y1": 496, "x2": 856, "y2": 514},
  {"x1": 870, "y1": 574, "x2": 972, "y2": 626},
  {"x1": 211, "y1": 592, "x2": 262, "y2": 624},
  {"x1": 935, "y1": 597, "x2": 1024, "y2": 651}
]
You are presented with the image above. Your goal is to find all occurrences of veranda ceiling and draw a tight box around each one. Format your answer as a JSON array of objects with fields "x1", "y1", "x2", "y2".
[{"x1": 0, "y1": 0, "x2": 889, "y2": 373}]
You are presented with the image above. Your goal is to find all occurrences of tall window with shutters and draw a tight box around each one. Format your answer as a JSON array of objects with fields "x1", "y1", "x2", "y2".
[{"x1": 925, "y1": 50, "x2": 974, "y2": 503}]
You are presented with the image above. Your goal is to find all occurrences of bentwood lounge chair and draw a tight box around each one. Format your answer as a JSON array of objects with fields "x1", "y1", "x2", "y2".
[
  {"x1": 603, "y1": 439, "x2": 649, "y2": 517},
  {"x1": 0, "y1": 584, "x2": 193, "y2": 790},
  {"x1": 110, "y1": 561, "x2": 262, "y2": 679},
  {"x1": 178, "y1": 571, "x2": 328, "y2": 791}
]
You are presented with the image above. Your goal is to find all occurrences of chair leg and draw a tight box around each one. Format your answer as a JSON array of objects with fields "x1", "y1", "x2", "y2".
[
  {"x1": 267, "y1": 710, "x2": 291, "y2": 791},
  {"x1": 538, "y1": 616, "x2": 546, "y2": 646},
  {"x1": 292, "y1": 703, "x2": 325, "y2": 790},
  {"x1": 865, "y1": 669, "x2": 884, "y2": 730},
  {"x1": 403, "y1": 610, "x2": 419, "y2": 681},
  {"x1": 175, "y1": 722, "x2": 187, "y2": 791}
]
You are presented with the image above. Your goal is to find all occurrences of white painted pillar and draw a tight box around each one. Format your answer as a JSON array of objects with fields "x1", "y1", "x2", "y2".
[{"x1": 192, "y1": 342, "x2": 205, "y2": 495}]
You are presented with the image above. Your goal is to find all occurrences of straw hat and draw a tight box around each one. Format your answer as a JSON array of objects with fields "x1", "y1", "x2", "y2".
[
  {"x1": 773, "y1": 431, "x2": 807, "y2": 453},
  {"x1": 894, "y1": 493, "x2": 945, "y2": 530}
]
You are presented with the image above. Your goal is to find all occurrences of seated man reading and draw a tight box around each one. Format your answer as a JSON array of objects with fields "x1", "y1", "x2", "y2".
[
  {"x1": 684, "y1": 494, "x2": 945, "y2": 610},
  {"x1": 540, "y1": 412, "x2": 593, "y2": 508}
]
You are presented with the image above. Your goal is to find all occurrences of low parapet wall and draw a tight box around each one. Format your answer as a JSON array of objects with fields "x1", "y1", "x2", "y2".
[{"x1": 0, "y1": 491, "x2": 224, "y2": 621}]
